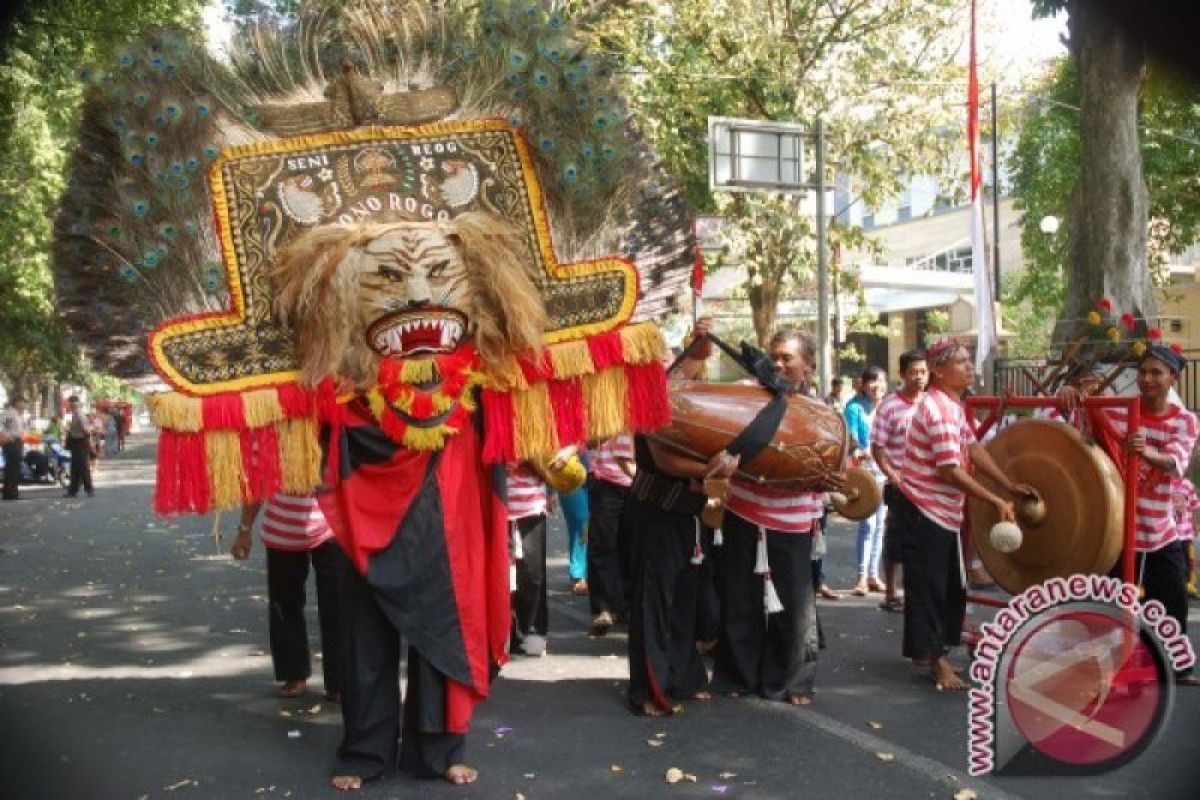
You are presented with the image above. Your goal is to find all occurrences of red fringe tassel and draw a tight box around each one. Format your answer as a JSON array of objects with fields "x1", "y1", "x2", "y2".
[
  {"x1": 480, "y1": 388, "x2": 516, "y2": 464},
  {"x1": 548, "y1": 378, "x2": 585, "y2": 447},
  {"x1": 240, "y1": 426, "x2": 281, "y2": 502},
  {"x1": 278, "y1": 383, "x2": 316, "y2": 418},
  {"x1": 587, "y1": 331, "x2": 624, "y2": 370},
  {"x1": 201, "y1": 392, "x2": 246, "y2": 430},
  {"x1": 625, "y1": 363, "x2": 671, "y2": 431}
]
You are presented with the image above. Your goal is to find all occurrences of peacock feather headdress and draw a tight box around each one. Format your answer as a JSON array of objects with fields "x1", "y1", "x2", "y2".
[{"x1": 51, "y1": 0, "x2": 695, "y2": 513}]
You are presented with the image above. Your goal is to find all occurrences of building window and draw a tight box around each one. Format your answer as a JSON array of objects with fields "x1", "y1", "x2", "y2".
[{"x1": 862, "y1": 213, "x2": 875, "y2": 230}]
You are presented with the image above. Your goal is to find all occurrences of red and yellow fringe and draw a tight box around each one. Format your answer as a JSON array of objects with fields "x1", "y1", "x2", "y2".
[{"x1": 149, "y1": 321, "x2": 669, "y2": 514}]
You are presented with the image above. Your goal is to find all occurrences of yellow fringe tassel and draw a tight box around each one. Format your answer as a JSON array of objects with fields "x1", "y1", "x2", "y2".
[
  {"x1": 403, "y1": 423, "x2": 456, "y2": 451},
  {"x1": 205, "y1": 430, "x2": 246, "y2": 510},
  {"x1": 547, "y1": 339, "x2": 595, "y2": 378},
  {"x1": 481, "y1": 356, "x2": 529, "y2": 392},
  {"x1": 365, "y1": 387, "x2": 388, "y2": 421},
  {"x1": 148, "y1": 392, "x2": 203, "y2": 433},
  {"x1": 401, "y1": 358, "x2": 439, "y2": 384},
  {"x1": 432, "y1": 391, "x2": 457, "y2": 414},
  {"x1": 513, "y1": 381, "x2": 560, "y2": 462},
  {"x1": 242, "y1": 388, "x2": 285, "y2": 428},
  {"x1": 619, "y1": 323, "x2": 667, "y2": 365},
  {"x1": 279, "y1": 417, "x2": 321, "y2": 494},
  {"x1": 583, "y1": 367, "x2": 628, "y2": 442}
]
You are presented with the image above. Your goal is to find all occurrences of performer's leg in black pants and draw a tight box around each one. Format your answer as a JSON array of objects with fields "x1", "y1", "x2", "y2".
[
  {"x1": 66, "y1": 437, "x2": 93, "y2": 496},
  {"x1": 694, "y1": 526, "x2": 721, "y2": 645},
  {"x1": 587, "y1": 479, "x2": 627, "y2": 618},
  {"x1": 897, "y1": 494, "x2": 964, "y2": 663},
  {"x1": 311, "y1": 539, "x2": 348, "y2": 695},
  {"x1": 626, "y1": 503, "x2": 707, "y2": 713},
  {"x1": 2, "y1": 441, "x2": 20, "y2": 500},
  {"x1": 712, "y1": 514, "x2": 763, "y2": 696},
  {"x1": 511, "y1": 513, "x2": 548, "y2": 651},
  {"x1": 760, "y1": 528, "x2": 817, "y2": 701},
  {"x1": 1138, "y1": 541, "x2": 1193, "y2": 678},
  {"x1": 266, "y1": 546, "x2": 313, "y2": 685},
  {"x1": 334, "y1": 566, "x2": 467, "y2": 783}
]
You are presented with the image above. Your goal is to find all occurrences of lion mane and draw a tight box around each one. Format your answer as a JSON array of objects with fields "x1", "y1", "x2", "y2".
[{"x1": 273, "y1": 211, "x2": 548, "y2": 388}]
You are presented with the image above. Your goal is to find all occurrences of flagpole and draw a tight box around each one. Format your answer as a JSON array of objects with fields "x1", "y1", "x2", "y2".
[{"x1": 991, "y1": 81, "x2": 1001, "y2": 307}]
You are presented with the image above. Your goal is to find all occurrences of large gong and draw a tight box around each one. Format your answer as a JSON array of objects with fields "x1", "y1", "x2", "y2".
[{"x1": 968, "y1": 418, "x2": 1124, "y2": 594}]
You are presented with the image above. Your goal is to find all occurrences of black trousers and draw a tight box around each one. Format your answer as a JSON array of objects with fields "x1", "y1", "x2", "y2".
[
  {"x1": 695, "y1": 525, "x2": 721, "y2": 643},
  {"x1": 66, "y1": 436, "x2": 93, "y2": 495},
  {"x1": 881, "y1": 484, "x2": 906, "y2": 566},
  {"x1": 587, "y1": 478, "x2": 629, "y2": 616},
  {"x1": 894, "y1": 492, "x2": 964, "y2": 660},
  {"x1": 510, "y1": 513, "x2": 548, "y2": 647},
  {"x1": 713, "y1": 513, "x2": 818, "y2": 700},
  {"x1": 626, "y1": 502, "x2": 708, "y2": 711},
  {"x1": 335, "y1": 565, "x2": 464, "y2": 782},
  {"x1": 266, "y1": 539, "x2": 348, "y2": 690},
  {"x1": 2, "y1": 441, "x2": 21, "y2": 499},
  {"x1": 1137, "y1": 541, "x2": 1192, "y2": 677}
]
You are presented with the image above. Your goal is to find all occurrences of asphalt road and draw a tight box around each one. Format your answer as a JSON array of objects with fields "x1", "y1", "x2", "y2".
[{"x1": 1, "y1": 434, "x2": 1198, "y2": 799}]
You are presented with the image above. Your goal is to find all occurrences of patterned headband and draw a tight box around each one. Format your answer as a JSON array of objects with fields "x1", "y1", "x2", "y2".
[{"x1": 924, "y1": 337, "x2": 963, "y2": 367}]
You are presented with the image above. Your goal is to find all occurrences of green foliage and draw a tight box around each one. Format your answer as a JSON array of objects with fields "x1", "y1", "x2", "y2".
[
  {"x1": 924, "y1": 309, "x2": 950, "y2": 336},
  {"x1": 586, "y1": 0, "x2": 964, "y2": 335},
  {"x1": 1007, "y1": 58, "x2": 1200, "y2": 348},
  {"x1": 0, "y1": 0, "x2": 207, "y2": 386}
]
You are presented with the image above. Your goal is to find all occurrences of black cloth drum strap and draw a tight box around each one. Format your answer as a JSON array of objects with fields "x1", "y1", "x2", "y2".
[{"x1": 668, "y1": 332, "x2": 792, "y2": 468}]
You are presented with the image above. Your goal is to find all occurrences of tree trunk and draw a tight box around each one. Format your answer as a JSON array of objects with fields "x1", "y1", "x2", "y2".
[
  {"x1": 1055, "y1": 0, "x2": 1150, "y2": 343},
  {"x1": 748, "y1": 281, "x2": 778, "y2": 347}
]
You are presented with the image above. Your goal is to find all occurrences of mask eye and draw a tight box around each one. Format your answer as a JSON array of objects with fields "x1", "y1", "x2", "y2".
[
  {"x1": 428, "y1": 259, "x2": 451, "y2": 278},
  {"x1": 378, "y1": 265, "x2": 405, "y2": 283}
]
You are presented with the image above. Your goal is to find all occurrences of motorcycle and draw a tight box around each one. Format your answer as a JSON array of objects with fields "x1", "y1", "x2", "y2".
[{"x1": 0, "y1": 435, "x2": 71, "y2": 488}]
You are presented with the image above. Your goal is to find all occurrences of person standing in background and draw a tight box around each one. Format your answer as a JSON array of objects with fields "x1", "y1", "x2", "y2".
[
  {"x1": 64, "y1": 395, "x2": 94, "y2": 498},
  {"x1": 845, "y1": 366, "x2": 888, "y2": 596},
  {"x1": 232, "y1": 493, "x2": 348, "y2": 700},
  {"x1": 2, "y1": 395, "x2": 28, "y2": 501}
]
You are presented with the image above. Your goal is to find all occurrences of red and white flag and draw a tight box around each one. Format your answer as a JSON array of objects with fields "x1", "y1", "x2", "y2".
[
  {"x1": 691, "y1": 218, "x2": 705, "y2": 320},
  {"x1": 968, "y1": 0, "x2": 994, "y2": 373}
]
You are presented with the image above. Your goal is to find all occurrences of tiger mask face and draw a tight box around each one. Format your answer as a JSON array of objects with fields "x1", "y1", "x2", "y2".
[{"x1": 274, "y1": 211, "x2": 548, "y2": 389}]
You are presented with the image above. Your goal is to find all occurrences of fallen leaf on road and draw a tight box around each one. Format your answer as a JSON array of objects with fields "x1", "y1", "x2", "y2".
[
  {"x1": 875, "y1": 752, "x2": 895, "y2": 762},
  {"x1": 718, "y1": 772, "x2": 737, "y2": 779},
  {"x1": 867, "y1": 721, "x2": 883, "y2": 730},
  {"x1": 665, "y1": 768, "x2": 683, "y2": 784},
  {"x1": 646, "y1": 739, "x2": 664, "y2": 747},
  {"x1": 611, "y1": 764, "x2": 625, "y2": 773},
  {"x1": 953, "y1": 791, "x2": 977, "y2": 800},
  {"x1": 308, "y1": 703, "x2": 321, "y2": 715},
  {"x1": 163, "y1": 779, "x2": 195, "y2": 791},
  {"x1": 654, "y1": 732, "x2": 667, "y2": 739},
  {"x1": 684, "y1": 773, "x2": 697, "y2": 782},
  {"x1": 286, "y1": 730, "x2": 301, "y2": 738},
  {"x1": 279, "y1": 710, "x2": 292, "y2": 718},
  {"x1": 712, "y1": 786, "x2": 730, "y2": 795}
]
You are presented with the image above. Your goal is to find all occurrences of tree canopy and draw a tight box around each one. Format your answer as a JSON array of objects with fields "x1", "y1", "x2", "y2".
[
  {"x1": 0, "y1": 0, "x2": 207, "y2": 397},
  {"x1": 1007, "y1": 57, "x2": 1200, "y2": 354}
]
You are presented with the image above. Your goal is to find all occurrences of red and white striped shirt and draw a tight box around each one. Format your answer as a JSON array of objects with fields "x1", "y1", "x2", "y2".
[
  {"x1": 505, "y1": 464, "x2": 547, "y2": 520},
  {"x1": 261, "y1": 493, "x2": 335, "y2": 551},
  {"x1": 870, "y1": 391, "x2": 922, "y2": 476},
  {"x1": 726, "y1": 480, "x2": 822, "y2": 534},
  {"x1": 900, "y1": 386, "x2": 977, "y2": 532},
  {"x1": 1174, "y1": 478, "x2": 1198, "y2": 543},
  {"x1": 590, "y1": 435, "x2": 634, "y2": 488},
  {"x1": 1102, "y1": 404, "x2": 1198, "y2": 551}
]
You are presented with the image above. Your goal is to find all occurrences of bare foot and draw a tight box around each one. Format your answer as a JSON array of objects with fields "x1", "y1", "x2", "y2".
[
  {"x1": 330, "y1": 775, "x2": 363, "y2": 791},
  {"x1": 911, "y1": 657, "x2": 962, "y2": 674},
  {"x1": 692, "y1": 690, "x2": 712, "y2": 701},
  {"x1": 277, "y1": 679, "x2": 306, "y2": 698},
  {"x1": 788, "y1": 693, "x2": 813, "y2": 706},
  {"x1": 630, "y1": 700, "x2": 667, "y2": 717},
  {"x1": 444, "y1": 764, "x2": 478, "y2": 785},
  {"x1": 933, "y1": 658, "x2": 968, "y2": 691}
]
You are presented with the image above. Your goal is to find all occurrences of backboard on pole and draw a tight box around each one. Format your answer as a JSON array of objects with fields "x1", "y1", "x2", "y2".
[{"x1": 708, "y1": 116, "x2": 813, "y2": 193}]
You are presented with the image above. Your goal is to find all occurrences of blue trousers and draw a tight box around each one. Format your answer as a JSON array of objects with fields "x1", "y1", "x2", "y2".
[{"x1": 559, "y1": 487, "x2": 589, "y2": 580}]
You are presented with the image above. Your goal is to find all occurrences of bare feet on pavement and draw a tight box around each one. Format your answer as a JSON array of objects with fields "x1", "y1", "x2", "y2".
[
  {"x1": 933, "y1": 657, "x2": 968, "y2": 691},
  {"x1": 444, "y1": 764, "x2": 478, "y2": 785},
  {"x1": 331, "y1": 775, "x2": 363, "y2": 791}
]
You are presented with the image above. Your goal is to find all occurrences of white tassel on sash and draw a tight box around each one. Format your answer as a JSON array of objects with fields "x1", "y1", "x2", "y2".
[
  {"x1": 509, "y1": 519, "x2": 521, "y2": 592},
  {"x1": 753, "y1": 527, "x2": 769, "y2": 575},
  {"x1": 764, "y1": 573, "x2": 785, "y2": 614},
  {"x1": 713, "y1": 527, "x2": 724, "y2": 547},
  {"x1": 690, "y1": 518, "x2": 705, "y2": 565}
]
